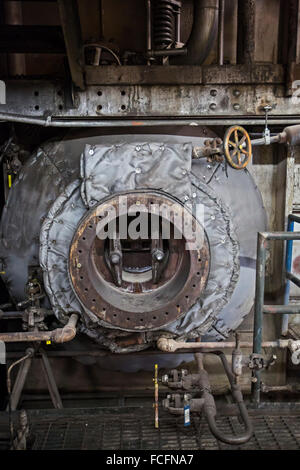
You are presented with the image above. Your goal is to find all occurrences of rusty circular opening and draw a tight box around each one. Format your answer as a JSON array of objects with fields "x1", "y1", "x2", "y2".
[{"x1": 69, "y1": 191, "x2": 210, "y2": 331}]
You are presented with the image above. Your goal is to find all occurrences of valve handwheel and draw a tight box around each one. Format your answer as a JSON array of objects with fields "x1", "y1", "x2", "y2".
[{"x1": 223, "y1": 126, "x2": 252, "y2": 169}]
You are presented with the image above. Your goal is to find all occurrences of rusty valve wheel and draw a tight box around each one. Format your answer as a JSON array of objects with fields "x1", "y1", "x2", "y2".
[{"x1": 223, "y1": 126, "x2": 252, "y2": 170}]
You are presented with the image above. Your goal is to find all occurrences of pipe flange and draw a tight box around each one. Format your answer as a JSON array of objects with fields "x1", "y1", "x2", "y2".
[{"x1": 69, "y1": 191, "x2": 210, "y2": 332}]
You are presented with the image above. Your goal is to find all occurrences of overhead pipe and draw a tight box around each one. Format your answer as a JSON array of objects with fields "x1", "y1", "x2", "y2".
[
  {"x1": 218, "y1": 0, "x2": 225, "y2": 65},
  {"x1": 237, "y1": 0, "x2": 255, "y2": 64},
  {"x1": 171, "y1": 0, "x2": 219, "y2": 65}
]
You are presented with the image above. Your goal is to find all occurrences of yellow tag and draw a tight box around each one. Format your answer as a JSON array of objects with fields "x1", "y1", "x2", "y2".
[
  {"x1": 46, "y1": 340, "x2": 51, "y2": 345},
  {"x1": 8, "y1": 174, "x2": 12, "y2": 188}
]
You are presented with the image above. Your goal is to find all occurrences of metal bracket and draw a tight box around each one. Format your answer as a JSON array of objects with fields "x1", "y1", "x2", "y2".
[{"x1": 263, "y1": 105, "x2": 273, "y2": 145}]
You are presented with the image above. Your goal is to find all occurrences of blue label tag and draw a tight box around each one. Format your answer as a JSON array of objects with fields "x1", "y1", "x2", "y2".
[{"x1": 184, "y1": 404, "x2": 191, "y2": 427}]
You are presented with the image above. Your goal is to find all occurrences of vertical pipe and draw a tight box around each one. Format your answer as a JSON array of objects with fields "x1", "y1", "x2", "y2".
[
  {"x1": 237, "y1": 0, "x2": 255, "y2": 64},
  {"x1": 172, "y1": 0, "x2": 219, "y2": 65},
  {"x1": 252, "y1": 232, "x2": 267, "y2": 405},
  {"x1": 286, "y1": 0, "x2": 299, "y2": 95},
  {"x1": 147, "y1": 0, "x2": 152, "y2": 52},
  {"x1": 282, "y1": 216, "x2": 294, "y2": 335},
  {"x1": 9, "y1": 357, "x2": 32, "y2": 411},
  {"x1": 175, "y1": 5, "x2": 181, "y2": 45},
  {"x1": 147, "y1": 0, "x2": 152, "y2": 65},
  {"x1": 218, "y1": 0, "x2": 225, "y2": 65}
]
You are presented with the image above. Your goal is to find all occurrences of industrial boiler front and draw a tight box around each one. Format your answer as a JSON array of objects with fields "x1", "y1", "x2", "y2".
[{"x1": 0, "y1": 130, "x2": 267, "y2": 353}]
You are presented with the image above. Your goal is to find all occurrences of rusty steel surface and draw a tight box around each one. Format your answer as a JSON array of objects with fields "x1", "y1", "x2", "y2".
[{"x1": 69, "y1": 191, "x2": 210, "y2": 331}]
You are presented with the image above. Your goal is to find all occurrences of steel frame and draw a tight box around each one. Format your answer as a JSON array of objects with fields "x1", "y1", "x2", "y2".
[
  {"x1": 0, "y1": 62, "x2": 300, "y2": 127},
  {"x1": 252, "y1": 218, "x2": 300, "y2": 404}
]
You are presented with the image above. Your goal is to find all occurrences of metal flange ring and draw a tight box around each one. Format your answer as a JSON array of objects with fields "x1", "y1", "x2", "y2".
[
  {"x1": 223, "y1": 126, "x2": 252, "y2": 170},
  {"x1": 68, "y1": 190, "x2": 210, "y2": 332}
]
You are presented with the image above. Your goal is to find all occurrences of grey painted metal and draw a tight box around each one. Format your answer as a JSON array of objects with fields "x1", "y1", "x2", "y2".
[{"x1": 80, "y1": 142, "x2": 193, "y2": 206}]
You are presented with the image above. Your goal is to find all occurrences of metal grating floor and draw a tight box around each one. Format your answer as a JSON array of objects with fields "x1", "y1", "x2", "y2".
[{"x1": 16, "y1": 407, "x2": 300, "y2": 450}]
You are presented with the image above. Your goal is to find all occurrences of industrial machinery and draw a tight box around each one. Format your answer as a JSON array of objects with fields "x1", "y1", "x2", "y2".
[
  {"x1": 0, "y1": 127, "x2": 265, "y2": 351},
  {"x1": 0, "y1": 0, "x2": 300, "y2": 451}
]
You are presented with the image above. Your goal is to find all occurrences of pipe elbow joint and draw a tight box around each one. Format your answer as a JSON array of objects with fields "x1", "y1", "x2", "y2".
[{"x1": 51, "y1": 314, "x2": 79, "y2": 344}]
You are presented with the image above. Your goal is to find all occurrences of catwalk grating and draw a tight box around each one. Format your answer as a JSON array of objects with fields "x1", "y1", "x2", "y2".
[{"x1": 1, "y1": 405, "x2": 300, "y2": 450}]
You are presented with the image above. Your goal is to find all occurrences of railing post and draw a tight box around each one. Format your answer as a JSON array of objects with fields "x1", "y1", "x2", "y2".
[
  {"x1": 282, "y1": 215, "x2": 295, "y2": 335},
  {"x1": 252, "y1": 232, "x2": 267, "y2": 404}
]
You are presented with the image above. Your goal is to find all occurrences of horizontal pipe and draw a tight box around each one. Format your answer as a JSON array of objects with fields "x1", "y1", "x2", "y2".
[
  {"x1": 0, "y1": 112, "x2": 300, "y2": 128},
  {"x1": 147, "y1": 48, "x2": 187, "y2": 57},
  {"x1": 0, "y1": 310, "x2": 54, "y2": 320},
  {"x1": 0, "y1": 314, "x2": 78, "y2": 343},
  {"x1": 261, "y1": 383, "x2": 300, "y2": 393},
  {"x1": 0, "y1": 311, "x2": 23, "y2": 320},
  {"x1": 157, "y1": 337, "x2": 293, "y2": 352},
  {"x1": 263, "y1": 304, "x2": 300, "y2": 314},
  {"x1": 260, "y1": 231, "x2": 300, "y2": 241}
]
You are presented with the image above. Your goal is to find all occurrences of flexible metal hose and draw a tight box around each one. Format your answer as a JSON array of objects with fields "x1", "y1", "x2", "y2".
[{"x1": 196, "y1": 350, "x2": 253, "y2": 445}]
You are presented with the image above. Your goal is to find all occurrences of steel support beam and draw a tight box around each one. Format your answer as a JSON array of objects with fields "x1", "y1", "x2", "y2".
[{"x1": 57, "y1": 0, "x2": 85, "y2": 90}]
